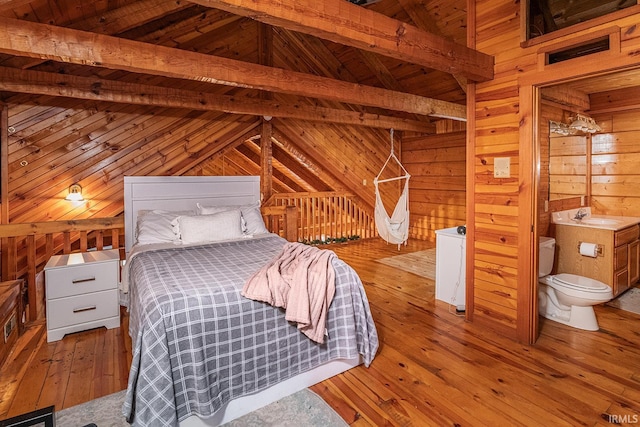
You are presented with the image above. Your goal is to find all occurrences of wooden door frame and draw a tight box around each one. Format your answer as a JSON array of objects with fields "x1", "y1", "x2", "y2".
[{"x1": 519, "y1": 59, "x2": 640, "y2": 343}]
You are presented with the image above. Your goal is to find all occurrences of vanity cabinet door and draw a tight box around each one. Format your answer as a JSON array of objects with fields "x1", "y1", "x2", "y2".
[
  {"x1": 613, "y1": 245, "x2": 629, "y2": 296},
  {"x1": 629, "y1": 239, "x2": 640, "y2": 286},
  {"x1": 614, "y1": 245, "x2": 628, "y2": 271}
]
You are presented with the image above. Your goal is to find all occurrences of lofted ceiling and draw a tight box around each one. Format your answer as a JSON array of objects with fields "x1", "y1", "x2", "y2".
[
  {"x1": 0, "y1": 0, "x2": 487, "y2": 127},
  {"x1": 0, "y1": 0, "x2": 490, "y2": 223}
]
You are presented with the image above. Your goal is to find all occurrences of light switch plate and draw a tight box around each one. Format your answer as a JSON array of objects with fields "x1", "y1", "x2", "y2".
[{"x1": 494, "y1": 157, "x2": 510, "y2": 178}]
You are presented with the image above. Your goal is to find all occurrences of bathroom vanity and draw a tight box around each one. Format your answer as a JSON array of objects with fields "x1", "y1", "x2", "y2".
[{"x1": 552, "y1": 209, "x2": 640, "y2": 296}]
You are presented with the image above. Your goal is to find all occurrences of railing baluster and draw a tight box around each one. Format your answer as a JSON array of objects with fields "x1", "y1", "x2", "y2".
[
  {"x1": 265, "y1": 191, "x2": 374, "y2": 243},
  {"x1": 46, "y1": 234, "x2": 54, "y2": 261},
  {"x1": 26, "y1": 235, "x2": 37, "y2": 321},
  {"x1": 96, "y1": 230, "x2": 104, "y2": 250},
  {"x1": 63, "y1": 233, "x2": 71, "y2": 254},
  {"x1": 111, "y1": 229, "x2": 120, "y2": 250},
  {"x1": 6, "y1": 236, "x2": 17, "y2": 280},
  {"x1": 323, "y1": 195, "x2": 328, "y2": 241},
  {"x1": 80, "y1": 231, "x2": 88, "y2": 252}
]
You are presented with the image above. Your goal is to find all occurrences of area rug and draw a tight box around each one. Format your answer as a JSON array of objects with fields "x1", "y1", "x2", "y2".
[
  {"x1": 376, "y1": 248, "x2": 437, "y2": 280},
  {"x1": 606, "y1": 287, "x2": 640, "y2": 315},
  {"x1": 55, "y1": 388, "x2": 347, "y2": 427}
]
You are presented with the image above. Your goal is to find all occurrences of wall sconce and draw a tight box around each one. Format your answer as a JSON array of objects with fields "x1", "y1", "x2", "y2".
[
  {"x1": 65, "y1": 184, "x2": 84, "y2": 202},
  {"x1": 549, "y1": 120, "x2": 575, "y2": 136}
]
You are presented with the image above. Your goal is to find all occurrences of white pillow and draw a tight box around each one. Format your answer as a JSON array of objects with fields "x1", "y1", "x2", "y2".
[
  {"x1": 196, "y1": 203, "x2": 269, "y2": 235},
  {"x1": 175, "y1": 210, "x2": 244, "y2": 244},
  {"x1": 135, "y1": 210, "x2": 193, "y2": 245},
  {"x1": 241, "y1": 205, "x2": 269, "y2": 235},
  {"x1": 196, "y1": 203, "x2": 231, "y2": 215}
]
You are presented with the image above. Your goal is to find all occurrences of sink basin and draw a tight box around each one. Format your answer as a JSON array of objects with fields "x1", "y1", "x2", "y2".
[
  {"x1": 552, "y1": 208, "x2": 640, "y2": 230},
  {"x1": 579, "y1": 218, "x2": 620, "y2": 225}
]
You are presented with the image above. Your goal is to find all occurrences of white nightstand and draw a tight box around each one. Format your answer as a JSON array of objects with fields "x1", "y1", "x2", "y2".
[{"x1": 44, "y1": 249, "x2": 120, "y2": 342}]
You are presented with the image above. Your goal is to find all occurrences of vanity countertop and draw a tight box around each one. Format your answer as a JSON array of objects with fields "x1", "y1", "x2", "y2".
[{"x1": 551, "y1": 208, "x2": 640, "y2": 231}]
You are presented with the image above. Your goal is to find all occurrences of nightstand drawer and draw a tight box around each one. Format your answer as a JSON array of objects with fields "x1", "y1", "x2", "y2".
[
  {"x1": 46, "y1": 261, "x2": 118, "y2": 299},
  {"x1": 46, "y1": 289, "x2": 118, "y2": 330},
  {"x1": 44, "y1": 250, "x2": 120, "y2": 342}
]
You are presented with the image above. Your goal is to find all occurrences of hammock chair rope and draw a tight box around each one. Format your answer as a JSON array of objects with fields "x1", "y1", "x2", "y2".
[{"x1": 373, "y1": 129, "x2": 410, "y2": 249}]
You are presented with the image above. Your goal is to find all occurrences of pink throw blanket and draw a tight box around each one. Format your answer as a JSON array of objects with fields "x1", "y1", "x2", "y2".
[{"x1": 242, "y1": 242, "x2": 336, "y2": 343}]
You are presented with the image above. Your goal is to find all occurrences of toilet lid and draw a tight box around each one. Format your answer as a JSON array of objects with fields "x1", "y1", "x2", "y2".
[{"x1": 551, "y1": 273, "x2": 610, "y2": 292}]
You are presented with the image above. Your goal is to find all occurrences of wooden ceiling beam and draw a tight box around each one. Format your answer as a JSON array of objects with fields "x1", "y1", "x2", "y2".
[
  {"x1": 0, "y1": 17, "x2": 465, "y2": 121},
  {"x1": 5, "y1": 0, "x2": 192, "y2": 70},
  {"x1": 0, "y1": 67, "x2": 435, "y2": 133},
  {"x1": 191, "y1": 0, "x2": 494, "y2": 82},
  {"x1": 395, "y1": 0, "x2": 467, "y2": 93}
]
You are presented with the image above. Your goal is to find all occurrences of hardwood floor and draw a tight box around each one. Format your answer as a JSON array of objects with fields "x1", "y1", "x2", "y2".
[
  {"x1": 1, "y1": 238, "x2": 639, "y2": 426},
  {"x1": 0, "y1": 309, "x2": 131, "y2": 418}
]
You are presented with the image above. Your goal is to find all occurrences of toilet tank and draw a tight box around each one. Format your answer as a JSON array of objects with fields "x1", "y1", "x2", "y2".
[{"x1": 539, "y1": 236, "x2": 556, "y2": 277}]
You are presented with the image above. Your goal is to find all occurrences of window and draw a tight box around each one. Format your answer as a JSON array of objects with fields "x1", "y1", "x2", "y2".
[{"x1": 527, "y1": 0, "x2": 637, "y2": 39}]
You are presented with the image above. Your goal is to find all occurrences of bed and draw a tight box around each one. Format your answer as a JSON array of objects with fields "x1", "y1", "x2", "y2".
[{"x1": 121, "y1": 176, "x2": 379, "y2": 426}]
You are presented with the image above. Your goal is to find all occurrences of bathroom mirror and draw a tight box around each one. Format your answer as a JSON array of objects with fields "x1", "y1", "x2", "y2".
[{"x1": 548, "y1": 129, "x2": 587, "y2": 201}]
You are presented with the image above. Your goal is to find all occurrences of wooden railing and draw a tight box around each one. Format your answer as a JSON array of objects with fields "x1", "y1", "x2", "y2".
[
  {"x1": 0, "y1": 208, "x2": 297, "y2": 325},
  {"x1": 0, "y1": 217, "x2": 126, "y2": 322},
  {"x1": 262, "y1": 205, "x2": 298, "y2": 242},
  {"x1": 266, "y1": 192, "x2": 375, "y2": 243}
]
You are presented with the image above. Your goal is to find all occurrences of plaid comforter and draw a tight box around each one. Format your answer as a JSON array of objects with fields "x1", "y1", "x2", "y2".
[{"x1": 122, "y1": 234, "x2": 378, "y2": 426}]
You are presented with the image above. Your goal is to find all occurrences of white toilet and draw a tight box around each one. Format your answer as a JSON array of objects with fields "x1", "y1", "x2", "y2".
[{"x1": 538, "y1": 236, "x2": 613, "y2": 331}]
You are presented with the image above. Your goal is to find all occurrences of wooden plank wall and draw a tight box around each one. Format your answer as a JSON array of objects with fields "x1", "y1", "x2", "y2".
[
  {"x1": 4, "y1": 93, "x2": 402, "y2": 238},
  {"x1": 6, "y1": 96, "x2": 259, "y2": 223},
  {"x1": 404, "y1": 131, "x2": 466, "y2": 241},
  {"x1": 548, "y1": 133, "x2": 587, "y2": 202},
  {"x1": 471, "y1": 0, "x2": 522, "y2": 338},
  {"x1": 591, "y1": 109, "x2": 640, "y2": 216},
  {"x1": 473, "y1": 1, "x2": 640, "y2": 341}
]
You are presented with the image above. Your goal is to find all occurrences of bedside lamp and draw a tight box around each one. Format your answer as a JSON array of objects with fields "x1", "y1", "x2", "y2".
[{"x1": 65, "y1": 184, "x2": 84, "y2": 202}]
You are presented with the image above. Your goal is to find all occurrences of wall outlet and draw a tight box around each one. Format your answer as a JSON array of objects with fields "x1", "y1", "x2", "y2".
[{"x1": 494, "y1": 157, "x2": 510, "y2": 178}]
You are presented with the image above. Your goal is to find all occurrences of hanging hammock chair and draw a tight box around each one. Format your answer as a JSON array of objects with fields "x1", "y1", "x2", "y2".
[{"x1": 373, "y1": 129, "x2": 410, "y2": 249}]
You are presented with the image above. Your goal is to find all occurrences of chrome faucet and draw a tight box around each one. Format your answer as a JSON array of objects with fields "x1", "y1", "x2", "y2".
[{"x1": 573, "y1": 208, "x2": 588, "y2": 220}]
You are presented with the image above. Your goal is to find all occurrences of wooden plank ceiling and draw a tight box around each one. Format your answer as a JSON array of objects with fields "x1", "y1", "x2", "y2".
[{"x1": 0, "y1": 0, "x2": 489, "y2": 223}]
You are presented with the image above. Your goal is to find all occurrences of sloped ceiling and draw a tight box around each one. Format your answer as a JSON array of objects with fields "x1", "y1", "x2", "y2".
[{"x1": 0, "y1": 0, "x2": 489, "y2": 222}]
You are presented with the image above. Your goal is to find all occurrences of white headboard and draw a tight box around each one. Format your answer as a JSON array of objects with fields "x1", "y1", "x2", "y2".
[{"x1": 124, "y1": 176, "x2": 261, "y2": 253}]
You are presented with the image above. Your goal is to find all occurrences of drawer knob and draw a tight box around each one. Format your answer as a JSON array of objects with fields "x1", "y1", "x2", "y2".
[
  {"x1": 73, "y1": 306, "x2": 97, "y2": 313},
  {"x1": 72, "y1": 277, "x2": 96, "y2": 284}
]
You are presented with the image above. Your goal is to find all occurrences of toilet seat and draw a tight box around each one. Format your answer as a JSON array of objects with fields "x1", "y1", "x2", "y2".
[
  {"x1": 543, "y1": 273, "x2": 613, "y2": 302},
  {"x1": 551, "y1": 273, "x2": 610, "y2": 292}
]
